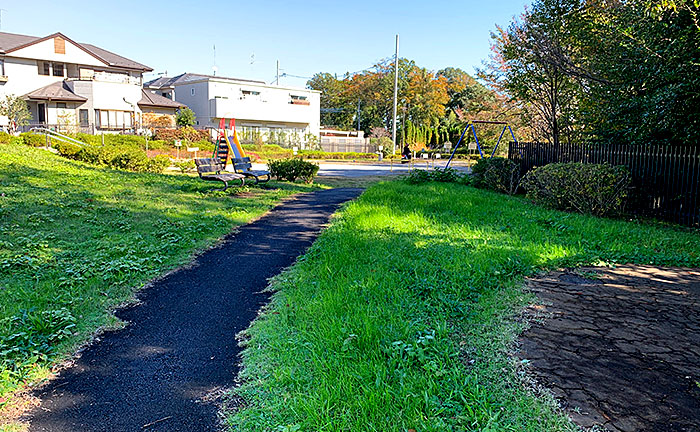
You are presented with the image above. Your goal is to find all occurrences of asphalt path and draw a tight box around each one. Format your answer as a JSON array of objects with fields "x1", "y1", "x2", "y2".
[
  {"x1": 28, "y1": 188, "x2": 363, "y2": 432},
  {"x1": 251, "y1": 161, "x2": 471, "y2": 178}
]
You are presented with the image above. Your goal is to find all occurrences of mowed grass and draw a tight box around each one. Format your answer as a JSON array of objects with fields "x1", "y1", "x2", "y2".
[
  {"x1": 0, "y1": 143, "x2": 321, "y2": 406},
  {"x1": 228, "y1": 181, "x2": 699, "y2": 431}
]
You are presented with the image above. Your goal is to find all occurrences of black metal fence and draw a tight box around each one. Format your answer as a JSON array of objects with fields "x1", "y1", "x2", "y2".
[{"x1": 508, "y1": 141, "x2": 700, "y2": 227}]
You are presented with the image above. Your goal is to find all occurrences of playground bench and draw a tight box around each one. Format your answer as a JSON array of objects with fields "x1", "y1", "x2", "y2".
[
  {"x1": 195, "y1": 158, "x2": 245, "y2": 191},
  {"x1": 232, "y1": 157, "x2": 271, "y2": 184}
]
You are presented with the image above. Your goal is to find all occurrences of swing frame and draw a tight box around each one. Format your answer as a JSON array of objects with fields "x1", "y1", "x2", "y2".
[{"x1": 445, "y1": 120, "x2": 518, "y2": 168}]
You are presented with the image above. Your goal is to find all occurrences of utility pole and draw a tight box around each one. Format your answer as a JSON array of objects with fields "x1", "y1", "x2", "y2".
[
  {"x1": 356, "y1": 97, "x2": 361, "y2": 131},
  {"x1": 392, "y1": 34, "x2": 399, "y2": 155},
  {"x1": 276, "y1": 60, "x2": 280, "y2": 85}
]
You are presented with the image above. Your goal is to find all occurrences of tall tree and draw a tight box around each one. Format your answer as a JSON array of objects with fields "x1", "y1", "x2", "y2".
[
  {"x1": 482, "y1": 0, "x2": 581, "y2": 146},
  {"x1": 307, "y1": 72, "x2": 354, "y2": 129}
]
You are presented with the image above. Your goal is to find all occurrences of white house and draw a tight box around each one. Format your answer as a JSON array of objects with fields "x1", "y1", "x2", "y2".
[
  {"x1": 0, "y1": 31, "x2": 181, "y2": 132},
  {"x1": 145, "y1": 73, "x2": 320, "y2": 145}
]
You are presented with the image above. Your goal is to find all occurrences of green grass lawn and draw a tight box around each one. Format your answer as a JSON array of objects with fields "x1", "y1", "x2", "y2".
[
  {"x1": 0, "y1": 143, "x2": 322, "y2": 410},
  {"x1": 228, "y1": 181, "x2": 699, "y2": 432}
]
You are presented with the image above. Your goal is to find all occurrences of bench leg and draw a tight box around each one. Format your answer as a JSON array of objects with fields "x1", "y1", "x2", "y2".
[
  {"x1": 211, "y1": 179, "x2": 228, "y2": 192},
  {"x1": 258, "y1": 173, "x2": 271, "y2": 183}
]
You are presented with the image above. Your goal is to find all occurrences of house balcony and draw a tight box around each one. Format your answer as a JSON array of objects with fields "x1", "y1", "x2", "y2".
[{"x1": 210, "y1": 97, "x2": 313, "y2": 124}]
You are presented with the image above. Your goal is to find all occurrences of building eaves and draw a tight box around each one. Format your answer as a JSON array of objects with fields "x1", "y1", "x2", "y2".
[
  {"x1": 23, "y1": 81, "x2": 88, "y2": 102},
  {"x1": 138, "y1": 89, "x2": 185, "y2": 109},
  {"x1": 0, "y1": 31, "x2": 151, "y2": 71}
]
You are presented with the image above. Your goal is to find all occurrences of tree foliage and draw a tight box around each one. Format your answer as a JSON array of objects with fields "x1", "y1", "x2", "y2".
[
  {"x1": 307, "y1": 60, "x2": 524, "y2": 151},
  {"x1": 484, "y1": 0, "x2": 700, "y2": 146},
  {"x1": 176, "y1": 107, "x2": 196, "y2": 127},
  {"x1": 0, "y1": 95, "x2": 31, "y2": 134}
]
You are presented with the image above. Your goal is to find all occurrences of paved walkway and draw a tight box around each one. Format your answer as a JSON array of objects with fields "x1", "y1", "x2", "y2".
[
  {"x1": 251, "y1": 161, "x2": 471, "y2": 178},
  {"x1": 519, "y1": 265, "x2": 700, "y2": 432},
  {"x1": 27, "y1": 188, "x2": 363, "y2": 432}
]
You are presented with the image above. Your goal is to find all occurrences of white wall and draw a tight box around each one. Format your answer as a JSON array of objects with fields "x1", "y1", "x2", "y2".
[
  {"x1": 171, "y1": 78, "x2": 320, "y2": 135},
  {"x1": 172, "y1": 81, "x2": 210, "y2": 126},
  {"x1": 0, "y1": 57, "x2": 64, "y2": 98},
  {"x1": 0, "y1": 35, "x2": 146, "y2": 126},
  {"x1": 9, "y1": 37, "x2": 106, "y2": 67}
]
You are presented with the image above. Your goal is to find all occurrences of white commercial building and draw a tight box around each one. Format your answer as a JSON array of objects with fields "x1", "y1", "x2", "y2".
[
  {"x1": 0, "y1": 31, "x2": 180, "y2": 132},
  {"x1": 145, "y1": 73, "x2": 320, "y2": 146}
]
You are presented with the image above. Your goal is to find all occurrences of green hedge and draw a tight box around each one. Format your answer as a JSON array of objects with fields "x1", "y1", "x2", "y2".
[
  {"x1": 54, "y1": 141, "x2": 171, "y2": 174},
  {"x1": 521, "y1": 162, "x2": 632, "y2": 217},
  {"x1": 471, "y1": 157, "x2": 521, "y2": 195},
  {"x1": 300, "y1": 150, "x2": 376, "y2": 160},
  {"x1": 20, "y1": 133, "x2": 46, "y2": 147},
  {"x1": 268, "y1": 158, "x2": 319, "y2": 183},
  {"x1": 241, "y1": 144, "x2": 378, "y2": 161},
  {"x1": 74, "y1": 133, "x2": 169, "y2": 150}
]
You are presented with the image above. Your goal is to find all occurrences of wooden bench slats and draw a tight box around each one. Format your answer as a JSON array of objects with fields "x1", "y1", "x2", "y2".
[
  {"x1": 195, "y1": 158, "x2": 245, "y2": 191},
  {"x1": 231, "y1": 157, "x2": 270, "y2": 183}
]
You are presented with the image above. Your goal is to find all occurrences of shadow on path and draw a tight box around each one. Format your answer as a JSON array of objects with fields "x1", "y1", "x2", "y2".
[{"x1": 27, "y1": 188, "x2": 363, "y2": 432}]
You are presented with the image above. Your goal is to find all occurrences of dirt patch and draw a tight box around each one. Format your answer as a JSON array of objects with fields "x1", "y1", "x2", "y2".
[{"x1": 519, "y1": 265, "x2": 700, "y2": 432}]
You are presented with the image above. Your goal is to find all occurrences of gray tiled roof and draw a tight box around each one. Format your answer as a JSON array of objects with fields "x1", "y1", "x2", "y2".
[
  {"x1": 23, "y1": 81, "x2": 88, "y2": 102},
  {"x1": 0, "y1": 31, "x2": 37, "y2": 52},
  {"x1": 0, "y1": 31, "x2": 152, "y2": 71},
  {"x1": 138, "y1": 89, "x2": 185, "y2": 109},
  {"x1": 80, "y1": 43, "x2": 151, "y2": 72},
  {"x1": 144, "y1": 73, "x2": 265, "y2": 88}
]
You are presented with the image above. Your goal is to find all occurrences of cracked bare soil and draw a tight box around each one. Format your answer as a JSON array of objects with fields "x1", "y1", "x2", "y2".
[{"x1": 519, "y1": 265, "x2": 700, "y2": 432}]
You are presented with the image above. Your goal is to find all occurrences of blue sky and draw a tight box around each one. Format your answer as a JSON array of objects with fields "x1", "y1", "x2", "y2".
[{"x1": 2, "y1": 0, "x2": 528, "y2": 87}]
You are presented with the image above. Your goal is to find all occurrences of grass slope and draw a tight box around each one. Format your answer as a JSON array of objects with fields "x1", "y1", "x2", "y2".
[
  {"x1": 229, "y1": 181, "x2": 699, "y2": 432},
  {"x1": 0, "y1": 143, "x2": 320, "y2": 407}
]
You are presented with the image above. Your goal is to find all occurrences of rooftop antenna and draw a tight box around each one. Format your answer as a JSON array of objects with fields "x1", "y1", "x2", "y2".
[
  {"x1": 276, "y1": 60, "x2": 280, "y2": 85},
  {"x1": 212, "y1": 45, "x2": 218, "y2": 76}
]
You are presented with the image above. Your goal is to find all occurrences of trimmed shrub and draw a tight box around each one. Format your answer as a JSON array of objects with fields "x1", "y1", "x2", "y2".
[
  {"x1": 268, "y1": 158, "x2": 319, "y2": 183},
  {"x1": 0, "y1": 132, "x2": 11, "y2": 144},
  {"x1": 20, "y1": 133, "x2": 45, "y2": 147},
  {"x1": 300, "y1": 151, "x2": 376, "y2": 160},
  {"x1": 471, "y1": 157, "x2": 521, "y2": 195},
  {"x1": 54, "y1": 141, "x2": 82, "y2": 158},
  {"x1": 77, "y1": 146, "x2": 104, "y2": 165},
  {"x1": 521, "y1": 162, "x2": 632, "y2": 217},
  {"x1": 153, "y1": 127, "x2": 209, "y2": 143},
  {"x1": 107, "y1": 147, "x2": 148, "y2": 171},
  {"x1": 175, "y1": 159, "x2": 196, "y2": 173},
  {"x1": 145, "y1": 155, "x2": 171, "y2": 173}
]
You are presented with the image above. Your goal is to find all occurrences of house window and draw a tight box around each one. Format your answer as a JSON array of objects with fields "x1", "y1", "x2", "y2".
[
  {"x1": 191, "y1": 88, "x2": 195, "y2": 96},
  {"x1": 56, "y1": 102, "x2": 67, "y2": 109},
  {"x1": 39, "y1": 62, "x2": 50, "y2": 76},
  {"x1": 52, "y1": 63, "x2": 65, "y2": 77},
  {"x1": 79, "y1": 109, "x2": 88, "y2": 126},
  {"x1": 38, "y1": 103, "x2": 46, "y2": 123},
  {"x1": 0, "y1": 59, "x2": 4, "y2": 76},
  {"x1": 290, "y1": 94, "x2": 310, "y2": 105},
  {"x1": 95, "y1": 109, "x2": 103, "y2": 127}
]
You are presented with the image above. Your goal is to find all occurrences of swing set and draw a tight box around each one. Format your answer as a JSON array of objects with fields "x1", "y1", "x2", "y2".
[{"x1": 444, "y1": 120, "x2": 518, "y2": 169}]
